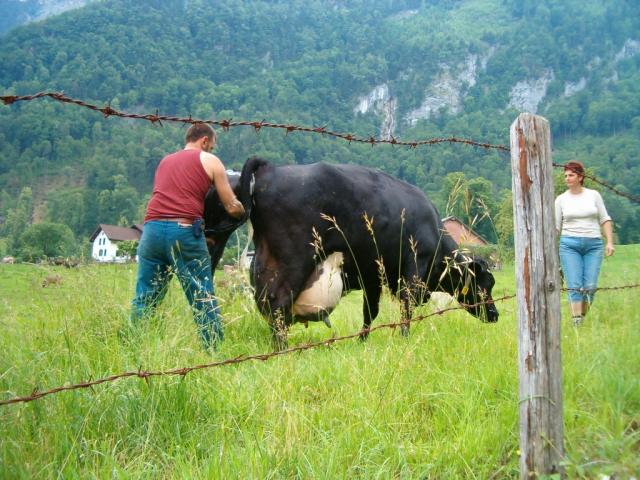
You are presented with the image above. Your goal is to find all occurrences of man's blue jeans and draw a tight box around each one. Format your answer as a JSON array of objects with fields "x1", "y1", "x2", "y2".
[
  {"x1": 559, "y1": 236, "x2": 604, "y2": 304},
  {"x1": 130, "y1": 220, "x2": 223, "y2": 348}
]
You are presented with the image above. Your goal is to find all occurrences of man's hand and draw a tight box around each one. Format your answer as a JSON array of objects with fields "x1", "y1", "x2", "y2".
[{"x1": 225, "y1": 198, "x2": 246, "y2": 219}]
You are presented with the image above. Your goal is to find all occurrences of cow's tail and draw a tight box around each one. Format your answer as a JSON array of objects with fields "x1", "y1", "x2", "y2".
[{"x1": 238, "y1": 156, "x2": 269, "y2": 217}]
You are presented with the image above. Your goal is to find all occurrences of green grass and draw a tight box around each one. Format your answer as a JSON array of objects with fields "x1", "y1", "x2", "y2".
[{"x1": 1, "y1": 246, "x2": 639, "y2": 478}]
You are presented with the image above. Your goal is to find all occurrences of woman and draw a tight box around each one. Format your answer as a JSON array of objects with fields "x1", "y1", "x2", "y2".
[{"x1": 555, "y1": 161, "x2": 614, "y2": 326}]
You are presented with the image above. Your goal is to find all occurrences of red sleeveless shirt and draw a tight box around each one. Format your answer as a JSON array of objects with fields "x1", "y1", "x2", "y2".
[{"x1": 144, "y1": 149, "x2": 211, "y2": 222}]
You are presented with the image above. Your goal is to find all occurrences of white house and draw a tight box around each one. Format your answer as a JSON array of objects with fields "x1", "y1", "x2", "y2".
[{"x1": 89, "y1": 224, "x2": 143, "y2": 263}]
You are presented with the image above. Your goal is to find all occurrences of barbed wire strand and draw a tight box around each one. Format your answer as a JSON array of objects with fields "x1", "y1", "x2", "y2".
[
  {"x1": 0, "y1": 91, "x2": 509, "y2": 151},
  {"x1": 562, "y1": 283, "x2": 640, "y2": 292},
  {"x1": 1, "y1": 294, "x2": 515, "y2": 407},
  {"x1": 3, "y1": 91, "x2": 638, "y2": 203},
  {"x1": 3, "y1": 281, "x2": 640, "y2": 408}
]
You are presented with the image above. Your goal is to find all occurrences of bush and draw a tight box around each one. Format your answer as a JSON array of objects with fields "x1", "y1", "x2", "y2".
[
  {"x1": 116, "y1": 240, "x2": 139, "y2": 260},
  {"x1": 17, "y1": 222, "x2": 77, "y2": 262}
]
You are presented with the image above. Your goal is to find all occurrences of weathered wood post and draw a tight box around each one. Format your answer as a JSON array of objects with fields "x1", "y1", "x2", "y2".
[{"x1": 510, "y1": 113, "x2": 564, "y2": 479}]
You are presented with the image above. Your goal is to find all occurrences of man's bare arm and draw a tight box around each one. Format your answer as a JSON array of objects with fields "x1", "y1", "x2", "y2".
[{"x1": 200, "y1": 152, "x2": 245, "y2": 218}]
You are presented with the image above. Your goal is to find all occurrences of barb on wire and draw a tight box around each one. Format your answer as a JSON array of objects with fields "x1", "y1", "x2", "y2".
[
  {"x1": 553, "y1": 162, "x2": 640, "y2": 204},
  {"x1": 0, "y1": 91, "x2": 510, "y2": 152},
  {"x1": 0, "y1": 294, "x2": 515, "y2": 407}
]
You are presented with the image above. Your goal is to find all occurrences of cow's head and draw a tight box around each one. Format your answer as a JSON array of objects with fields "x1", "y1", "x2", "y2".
[
  {"x1": 451, "y1": 256, "x2": 499, "y2": 323},
  {"x1": 203, "y1": 157, "x2": 267, "y2": 273},
  {"x1": 203, "y1": 171, "x2": 244, "y2": 271}
]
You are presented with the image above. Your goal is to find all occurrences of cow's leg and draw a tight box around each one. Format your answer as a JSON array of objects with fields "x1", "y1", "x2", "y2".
[
  {"x1": 252, "y1": 276, "x2": 292, "y2": 350},
  {"x1": 252, "y1": 250, "x2": 315, "y2": 350},
  {"x1": 359, "y1": 282, "x2": 381, "y2": 341}
]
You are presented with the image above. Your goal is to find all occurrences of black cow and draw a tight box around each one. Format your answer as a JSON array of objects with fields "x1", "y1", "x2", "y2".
[{"x1": 205, "y1": 157, "x2": 498, "y2": 347}]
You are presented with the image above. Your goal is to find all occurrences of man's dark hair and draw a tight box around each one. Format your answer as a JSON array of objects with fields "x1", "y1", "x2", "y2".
[{"x1": 185, "y1": 123, "x2": 216, "y2": 143}]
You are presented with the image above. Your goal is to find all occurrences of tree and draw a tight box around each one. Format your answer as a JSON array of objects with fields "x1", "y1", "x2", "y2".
[
  {"x1": 2, "y1": 187, "x2": 33, "y2": 254},
  {"x1": 494, "y1": 190, "x2": 514, "y2": 248},
  {"x1": 46, "y1": 188, "x2": 87, "y2": 236},
  {"x1": 17, "y1": 222, "x2": 77, "y2": 261},
  {"x1": 97, "y1": 174, "x2": 140, "y2": 226},
  {"x1": 116, "y1": 240, "x2": 139, "y2": 260}
]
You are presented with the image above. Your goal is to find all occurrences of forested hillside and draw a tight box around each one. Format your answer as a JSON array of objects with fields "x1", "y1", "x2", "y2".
[{"x1": 1, "y1": 0, "x2": 639, "y2": 259}]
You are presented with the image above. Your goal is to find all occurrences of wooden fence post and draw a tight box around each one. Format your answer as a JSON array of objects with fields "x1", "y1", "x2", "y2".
[{"x1": 510, "y1": 113, "x2": 564, "y2": 479}]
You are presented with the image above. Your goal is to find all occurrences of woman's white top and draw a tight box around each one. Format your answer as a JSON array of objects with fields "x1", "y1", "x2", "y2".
[{"x1": 555, "y1": 188, "x2": 611, "y2": 238}]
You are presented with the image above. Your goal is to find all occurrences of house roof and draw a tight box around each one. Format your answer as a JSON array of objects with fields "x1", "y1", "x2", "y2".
[
  {"x1": 90, "y1": 224, "x2": 143, "y2": 242},
  {"x1": 441, "y1": 216, "x2": 488, "y2": 246}
]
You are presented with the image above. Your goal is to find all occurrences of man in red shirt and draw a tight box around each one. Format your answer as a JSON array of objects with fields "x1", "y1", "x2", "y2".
[{"x1": 131, "y1": 123, "x2": 245, "y2": 349}]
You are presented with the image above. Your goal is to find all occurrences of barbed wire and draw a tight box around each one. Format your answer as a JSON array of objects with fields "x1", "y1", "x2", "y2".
[
  {"x1": 0, "y1": 293, "x2": 515, "y2": 407},
  {"x1": 553, "y1": 162, "x2": 640, "y2": 204},
  {"x1": 3, "y1": 281, "x2": 639, "y2": 408},
  {"x1": 501, "y1": 284, "x2": 640, "y2": 294},
  {"x1": 562, "y1": 283, "x2": 640, "y2": 292},
  {"x1": 3, "y1": 91, "x2": 638, "y2": 204},
  {"x1": 0, "y1": 279, "x2": 633, "y2": 408},
  {"x1": 0, "y1": 91, "x2": 510, "y2": 151}
]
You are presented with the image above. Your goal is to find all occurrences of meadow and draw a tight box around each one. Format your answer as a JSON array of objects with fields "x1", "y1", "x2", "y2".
[{"x1": 0, "y1": 246, "x2": 638, "y2": 479}]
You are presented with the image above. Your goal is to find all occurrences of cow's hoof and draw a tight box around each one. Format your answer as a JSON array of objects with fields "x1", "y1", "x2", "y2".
[{"x1": 358, "y1": 331, "x2": 370, "y2": 342}]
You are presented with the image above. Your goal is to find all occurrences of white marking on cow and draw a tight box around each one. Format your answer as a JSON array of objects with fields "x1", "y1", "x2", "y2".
[
  {"x1": 292, "y1": 252, "x2": 344, "y2": 318},
  {"x1": 239, "y1": 220, "x2": 254, "y2": 271},
  {"x1": 430, "y1": 292, "x2": 455, "y2": 311}
]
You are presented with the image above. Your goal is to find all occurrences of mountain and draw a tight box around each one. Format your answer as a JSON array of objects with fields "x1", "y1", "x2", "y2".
[
  {"x1": 1, "y1": 0, "x2": 639, "y2": 252},
  {"x1": 0, "y1": 0, "x2": 94, "y2": 36}
]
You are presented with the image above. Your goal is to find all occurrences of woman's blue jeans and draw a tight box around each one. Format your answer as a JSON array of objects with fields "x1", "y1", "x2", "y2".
[
  {"x1": 130, "y1": 220, "x2": 223, "y2": 349},
  {"x1": 559, "y1": 236, "x2": 604, "y2": 304}
]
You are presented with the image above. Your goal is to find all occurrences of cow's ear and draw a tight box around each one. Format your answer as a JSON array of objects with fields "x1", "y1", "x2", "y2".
[{"x1": 470, "y1": 258, "x2": 489, "y2": 274}]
